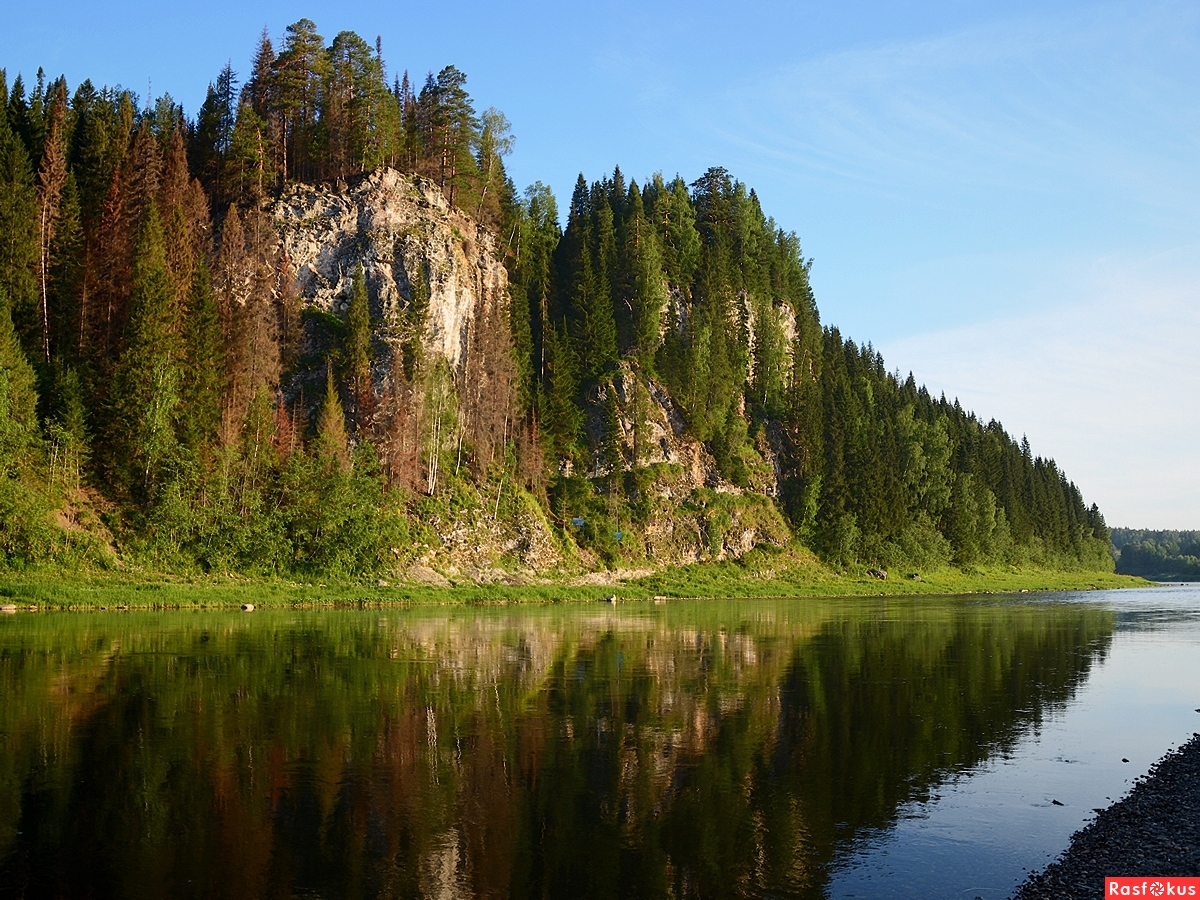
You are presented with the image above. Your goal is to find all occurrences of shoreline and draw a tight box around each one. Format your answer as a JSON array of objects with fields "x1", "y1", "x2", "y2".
[
  {"x1": 0, "y1": 566, "x2": 1152, "y2": 610},
  {"x1": 1011, "y1": 732, "x2": 1200, "y2": 898}
]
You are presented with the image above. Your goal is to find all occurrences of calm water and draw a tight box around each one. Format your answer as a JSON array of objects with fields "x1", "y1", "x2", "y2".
[{"x1": 0, "y1": 587, "x2": 1197, "y2": 899}]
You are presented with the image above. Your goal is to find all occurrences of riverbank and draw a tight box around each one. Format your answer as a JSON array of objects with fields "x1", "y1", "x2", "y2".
[
  {"x1": 0, "y1": 557, "x2": 1149, "y2": 610},
  {"x1": 1011, "y1": 732, "x2": 1200, "y2": 898}
]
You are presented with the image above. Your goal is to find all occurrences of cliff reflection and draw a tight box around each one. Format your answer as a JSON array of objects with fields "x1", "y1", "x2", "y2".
[{"x1": 0, "y1": 599, "x2": 1112, "y2": 898}]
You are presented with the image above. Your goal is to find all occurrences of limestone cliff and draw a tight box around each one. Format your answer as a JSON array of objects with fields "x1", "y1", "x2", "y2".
[
  {"x1": 268, "y1": 169, "x2": 789, "y2": 577},
  {"x1": 273, "y1": 168, "x2": 508, "y2": 378}
]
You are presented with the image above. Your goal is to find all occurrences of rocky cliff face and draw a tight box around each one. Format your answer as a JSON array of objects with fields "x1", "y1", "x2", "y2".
[
  {"x1": 268, "y1": 169, "x2": 788, "y2": 575},
  {"x1": 273, "y1": 168, "x2": 509, "y2": 377}
]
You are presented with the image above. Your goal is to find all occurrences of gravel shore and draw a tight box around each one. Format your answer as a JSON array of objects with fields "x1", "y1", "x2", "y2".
[{"x1": 1011, "y1": 731, "x2": 1200, "y2": 899}]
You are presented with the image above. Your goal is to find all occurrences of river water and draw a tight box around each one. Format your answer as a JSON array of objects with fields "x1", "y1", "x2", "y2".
[{"x1": 0, "y1": 586, "x2": 1197, "y2": 898}]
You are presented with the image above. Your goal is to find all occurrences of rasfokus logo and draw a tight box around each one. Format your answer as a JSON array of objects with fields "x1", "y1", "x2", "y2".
[{"x1": 1107, "y1": 878, "x2": 1200, "y2": 896}]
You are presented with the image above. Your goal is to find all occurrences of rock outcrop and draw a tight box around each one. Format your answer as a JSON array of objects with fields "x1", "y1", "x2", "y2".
[
  {"x1": 268, "y1": 168, "x2": 787, "y2": 575},
  {"x1": 273, "y1": 168, "x2": 509, "y2": 376}
]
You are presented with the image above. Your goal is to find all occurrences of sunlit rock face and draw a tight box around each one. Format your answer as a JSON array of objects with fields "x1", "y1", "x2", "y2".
[
  {"x1": 270, "y1": 169, "x2": 783, "y2": 568},
  {"x1": 273, "y1": 168, "x2": 509, "y2": 374}
]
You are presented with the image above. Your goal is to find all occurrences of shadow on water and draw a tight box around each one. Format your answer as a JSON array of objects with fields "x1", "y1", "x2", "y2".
[{"x1": 0, "y1": 597, "x2": 1113, "y2": 898}]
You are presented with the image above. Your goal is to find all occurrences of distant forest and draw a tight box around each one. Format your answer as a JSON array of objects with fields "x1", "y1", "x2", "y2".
[
  {"x1": 0, "y1": 18, "x2": 1113, "y2": 576},
  {"x1": 1110, "y1": 529, "x2": 1200, "y2": 581}
]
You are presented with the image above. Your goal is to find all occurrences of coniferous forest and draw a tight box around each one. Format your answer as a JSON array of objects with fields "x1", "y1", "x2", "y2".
[
  {"x1": 0, "y1": 20, "x2": 1114, "y2": 579},
  {"x1": 1110, "y1": 529, "x2": 1200, "y2": 581}
]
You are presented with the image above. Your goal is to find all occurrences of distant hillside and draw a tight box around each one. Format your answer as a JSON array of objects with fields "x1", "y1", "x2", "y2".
[{"x1": 1110, "y1": 529, "x2": 1200, "y2": 581}]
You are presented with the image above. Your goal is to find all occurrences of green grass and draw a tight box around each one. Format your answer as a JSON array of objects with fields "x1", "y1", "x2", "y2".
[{"x1": 0, "y1": 547, "x2": 1153, "y2": 610}]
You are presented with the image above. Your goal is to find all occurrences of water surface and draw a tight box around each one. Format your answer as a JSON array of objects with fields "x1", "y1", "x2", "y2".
[{"x1": 0, "y1": 588, "x2": 1196, "y2": 898}]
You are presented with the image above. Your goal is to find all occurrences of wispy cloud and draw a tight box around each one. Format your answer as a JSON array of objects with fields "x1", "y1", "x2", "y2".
[
  {"x1": 712, "y1": 3, "x2": 1200, "y2": 206},
  {"x1": 879, "y1": 251, "x2": 1200, "y2": 528}
]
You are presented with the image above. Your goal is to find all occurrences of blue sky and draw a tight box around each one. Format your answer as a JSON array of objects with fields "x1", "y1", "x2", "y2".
[{"x1": 7, "y1": 1, "x2": 1198, "y2": 528}]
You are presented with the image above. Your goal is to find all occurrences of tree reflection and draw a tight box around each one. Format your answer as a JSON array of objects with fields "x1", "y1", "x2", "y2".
[{"x1": 0, "y1": 600, "x2": 1112, "y2": 898}]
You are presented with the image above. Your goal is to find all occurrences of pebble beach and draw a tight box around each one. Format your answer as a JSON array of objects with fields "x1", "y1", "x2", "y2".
[{"x1": 1011, "y1": 731, "x2": 1200, "y2": 898}]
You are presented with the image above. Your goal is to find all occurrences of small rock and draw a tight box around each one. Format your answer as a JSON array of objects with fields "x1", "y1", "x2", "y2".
[{"x1": 1051, "y1": 799, "x2": 1064, "y2": 806}]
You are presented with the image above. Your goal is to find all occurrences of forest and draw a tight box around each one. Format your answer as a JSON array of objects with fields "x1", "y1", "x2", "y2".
[
  {"x1": 1110, "y1": 529, "x2": 1200, "y2": 581},
  {"x1": 0, "y1": 19, "x2": 1114, "y2": 578}
]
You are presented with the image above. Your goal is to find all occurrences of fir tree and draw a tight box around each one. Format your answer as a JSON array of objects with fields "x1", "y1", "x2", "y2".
[
  {"x1": 179, "y1": 259, "x2": 225, "y2": 455},
  {"x1": 345, "y1": 263, "x2": 374, "y2": 428},
  {"x1": 105, "y1": 203, "x2": 183, "y2": 499},
  {"x1": 0, "y1": 102, "x2": 39, "y2": 357},
  {"x1": 315, "y1": 359, "x2": 351, "y2": 471}
]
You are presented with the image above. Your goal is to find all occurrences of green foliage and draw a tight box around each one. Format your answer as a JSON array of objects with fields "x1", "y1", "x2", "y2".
[
  {"x1": 1111, "y1": 528, "x2": 1200, "y2": 581},
  {"x1": 0, "y1": 294, "x2": 55, "y2": 565},
  {"x1": 179, "y1": 260, "x2": 224, "y2": 454},
  {"x1": 45, "y1": 364, "x2": 88, "y2": 494},
  {"x1": 400, "y1": 256, "x2": 429, "y2": 380},
  {"x1": 0, "y1": 41, "x2": 1116, "y2": 581},
  {"x1": 0, "y1": 106, "x2": 39, "y2": 355},
  {"x1": 344, "y1": 263, "x2": 373, "y2": 422},
  {"x1": 0, "y1": 288, "x2": 38, "y2": 432},
  {"x1": 104, "y1": 204, "x2": 183, "y2": 501},
  {"x1": 315, "y1": 362, "x2": 350, "y2": 471}
]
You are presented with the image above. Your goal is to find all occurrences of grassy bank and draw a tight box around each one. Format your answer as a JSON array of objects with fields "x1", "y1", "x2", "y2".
[{"x1": 0, "y1": 551, "x2": 1151, "y2": 610}]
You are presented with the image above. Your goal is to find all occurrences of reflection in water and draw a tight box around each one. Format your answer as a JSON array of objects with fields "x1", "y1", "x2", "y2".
[{"x1": 0, "y1": 599, "x2": 1112, "y2": 898}]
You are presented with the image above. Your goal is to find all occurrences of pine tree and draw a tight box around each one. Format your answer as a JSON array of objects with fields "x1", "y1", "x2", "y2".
[
  {"x1": 273, "y1": 18, "x2": 327, "y2": 182},
  {"x1": 322, "y1": 31, "x2": 398, "y2": 179},
  {"x1": 422, "y1": 65, "x2": 478, "y2": 207}
]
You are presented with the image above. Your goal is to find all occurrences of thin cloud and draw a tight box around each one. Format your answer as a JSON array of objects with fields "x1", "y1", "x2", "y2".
[
  {"x1": 880, "y1": 257, "x2": 1200, "y2": 529},
  {"x1": 707, "y1": 3, "x2": 1200, "y2": 205}
]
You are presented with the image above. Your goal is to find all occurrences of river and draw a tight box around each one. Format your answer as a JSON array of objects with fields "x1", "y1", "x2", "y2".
[{"x1": 0, "y1": 586, "x2": 1197, "y2": 898}]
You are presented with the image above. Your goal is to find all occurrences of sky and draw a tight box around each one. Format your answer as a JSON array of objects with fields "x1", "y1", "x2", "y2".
[{"x1": 6, "y1": 0, "x2": 1198, "y2": 528}]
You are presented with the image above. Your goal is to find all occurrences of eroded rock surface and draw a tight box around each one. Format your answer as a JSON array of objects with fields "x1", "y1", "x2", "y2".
[{"x1": 274, "y1": 168, "x2": 508, "y2": 375}]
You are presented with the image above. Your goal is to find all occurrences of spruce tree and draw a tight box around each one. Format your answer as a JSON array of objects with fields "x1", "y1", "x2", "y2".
[
  {"x1": 36, "y1": 84, "x2": 68, "y2": 363},
  {"x1": 179, "y1": 259, "x2": 225, "y2": 456},
  {"x1": 0, "y1": 287, "x2": 38, "y2": 432},
  {"x1": 47, "y1": 171, "x2": 82, "y2": 363},
  {"x1": 621, "y1": 182, "x2": 666, "y2": 365},
  {"x1": 0, "y1": 104, "x2": 39, "y2": 357},
  {"x1": 105, "y1": 203, "x2": 183, "y2": 499},
  {"x1": 345, "y1": 263, "x2": 373, "y2": 427},
  {"x1": 315, "y1": 359, "x2": 351, "y2": 471}
]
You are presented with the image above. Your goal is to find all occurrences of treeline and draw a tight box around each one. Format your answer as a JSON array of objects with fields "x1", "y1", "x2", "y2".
[
  {"x1": 0, "y1": 19, "x2": 1112, "y2": 575},
  {"x1": 1110, "y1": 529, "x2": 1200, "y2": 581},
  {"x1": 195, "y1": 19, "x2": 516, "y2": 226},
  {"x1": 505, "y1": 165, "x2": 1112, "y2": 570},
  {"x1": 0, "y1": 16, "x2": 523, "y2": 573}
]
